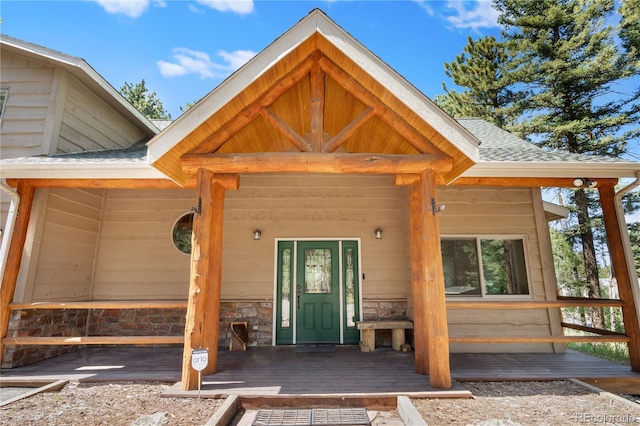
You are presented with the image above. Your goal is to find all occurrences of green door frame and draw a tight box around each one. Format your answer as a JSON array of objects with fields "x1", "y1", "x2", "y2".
[{"x1": 274, "y1": 239, "x2": 361, "y2": 345}]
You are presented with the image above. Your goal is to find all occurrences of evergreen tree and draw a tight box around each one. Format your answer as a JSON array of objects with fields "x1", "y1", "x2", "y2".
[
  {"x1": 494, "y1": 0, "x2": 640, "y2": 329},
  {"x1": 120, "y1": 79, "x2": 171, "y2": 120},
  {"x1": 620, "y1": 0, "x2": 640, "y2": 62},
  {"x1": 434, "y1": 36, "x2": 518, "y2": 129}
]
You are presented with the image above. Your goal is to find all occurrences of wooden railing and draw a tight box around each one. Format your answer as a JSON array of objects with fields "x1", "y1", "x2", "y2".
[
  {"x1": 3, "y1": 298, "x2": 630, "y2": 346},
  {"x1": 2, "y1": 301, "x2": 187, "y2": 346},
  {"x1": 445, "y1": 297, "x2": 629, "y2": 344}
]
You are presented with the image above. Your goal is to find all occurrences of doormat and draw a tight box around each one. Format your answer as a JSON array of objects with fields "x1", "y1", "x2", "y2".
[
  {"x1": 252, "y1": 408, "x2": 370, "y2": 426},
  {"x1": 294, "y1": 345, "x2": 337, "y2": 353}
]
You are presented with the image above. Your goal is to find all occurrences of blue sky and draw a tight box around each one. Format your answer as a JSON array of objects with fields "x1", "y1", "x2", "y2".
[{"x1": 1, "y1": 0, "x2": 502, "y2": 119}]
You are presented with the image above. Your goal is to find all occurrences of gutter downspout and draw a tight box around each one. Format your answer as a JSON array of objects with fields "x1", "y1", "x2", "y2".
[
  {"x1": 0, "y1": 179, "x2": 19, "y2": 286},
  {"x1": 613, "y1": 171, "x2": 640, "y2": 335}
]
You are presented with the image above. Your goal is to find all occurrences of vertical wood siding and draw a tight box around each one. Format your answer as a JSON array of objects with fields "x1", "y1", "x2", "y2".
[{"x1": 31, "y1": 188, "x2": 105, "y2": 301}]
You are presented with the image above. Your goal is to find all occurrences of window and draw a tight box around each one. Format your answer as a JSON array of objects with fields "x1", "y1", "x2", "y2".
[
  {"x1": 441, "y1": 237, "x2": 530, "y2": 297},
  {"x1": 172, "y1": 212, "x2": 194, "y2": 254},
  {"x1": 0, "y1": 88, "x2": 8, "y2": 125}
]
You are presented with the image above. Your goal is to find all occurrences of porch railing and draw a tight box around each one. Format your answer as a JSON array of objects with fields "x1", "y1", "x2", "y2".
[{"x1": 2, "y1": 297, "x2": 629, "y2": 347}]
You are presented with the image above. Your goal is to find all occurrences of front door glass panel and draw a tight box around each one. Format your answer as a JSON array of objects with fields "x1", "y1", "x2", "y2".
[{"x1": 304, "y1": 249, "x2": 332, "y2": 294}]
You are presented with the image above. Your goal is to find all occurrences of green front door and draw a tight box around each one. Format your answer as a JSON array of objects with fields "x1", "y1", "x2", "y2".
[
  {"x1": 296, "y1": 241, "x2": 340, "y2": 343},
  {"x1": 275, "y1": 240, "x2": 360, "y2": 345}
]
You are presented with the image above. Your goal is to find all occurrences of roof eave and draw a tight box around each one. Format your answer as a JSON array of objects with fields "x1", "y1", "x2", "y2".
[
  {"x1": 462, "y1": 161, "x2": 640, "y2": 179},
  {"x1": 0, "y1": 162, "x2": 168, "y2": 180}
]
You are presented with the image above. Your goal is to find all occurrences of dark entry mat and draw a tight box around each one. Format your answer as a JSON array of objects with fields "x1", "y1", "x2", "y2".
[
  {"x1": 252, "y1": 408, "x2": 370, "y2": 425},
  {"x1": 294, "y1": 345, "x2": 337, "y2": 353}
]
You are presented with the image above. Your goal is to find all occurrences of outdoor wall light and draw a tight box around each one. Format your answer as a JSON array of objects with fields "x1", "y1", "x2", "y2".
[
  {"x1": 253, "y1": 229, "x2": 262, "y2": 240},
  {"x1": 572, "y1": 178, "x2": 598, "y2": 188},
  {"x1": 375, "y1": 228, "x2": 382, "y2": 239}
]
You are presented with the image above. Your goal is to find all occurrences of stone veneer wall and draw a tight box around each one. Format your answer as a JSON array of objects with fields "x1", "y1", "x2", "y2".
[
  {"x1": 2, "y1": 309, "x2": 88, "y2": 368},
  {"x1": 2, "y1": 300, "x2": 405, "y2": 368}
]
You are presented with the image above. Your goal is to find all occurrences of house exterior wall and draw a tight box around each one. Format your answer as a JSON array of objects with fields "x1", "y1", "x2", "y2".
[
  {"x1": 21, "y1": 177, "x2": 558, "y2": 353},
  {"x1": 26, "y1": 188, "x2": 105, "y2": 302},
  {"x1": 438, "y1": 185, "x2": 555, "y2": 353},
  {"x1": 57, "y1": 76, "x2": 147, "y2": 153}
]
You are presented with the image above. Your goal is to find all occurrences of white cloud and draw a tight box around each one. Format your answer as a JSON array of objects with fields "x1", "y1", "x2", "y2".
[
  {"x1": 93, "y1": 0, "x2": 165, "y2": 18},
  {"x1": 412, "y1": 0, "x2": 434, "y2": 16},
  {"x1": 445, "y1": 1, "x2": 500, "y2": 30},
  {"x1": 196, "y1": 0, "x2": 254, "y2": 14},
  {"x1": 157, "y1": 47, "x2": 257, "y2": 79}
]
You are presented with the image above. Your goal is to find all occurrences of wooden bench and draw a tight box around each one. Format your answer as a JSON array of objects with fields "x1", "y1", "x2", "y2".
[{"x1": 356, "y1": 320, "x2": 413, "y2": 352}]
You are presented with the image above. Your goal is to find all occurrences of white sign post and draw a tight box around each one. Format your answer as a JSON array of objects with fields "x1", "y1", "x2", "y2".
[{"x1": 191, "y1": 348, "x2": 209, "y2": 398}]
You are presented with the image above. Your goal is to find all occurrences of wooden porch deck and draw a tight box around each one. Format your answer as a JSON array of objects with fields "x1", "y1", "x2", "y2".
[{"x1": 1, "y1": 346, "x2": 637, "y2": 401}]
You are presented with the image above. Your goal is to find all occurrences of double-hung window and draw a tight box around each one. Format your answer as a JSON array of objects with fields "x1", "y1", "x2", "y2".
[{"x1": 441, "y1": 236, "x2": 531, "y2": 297}]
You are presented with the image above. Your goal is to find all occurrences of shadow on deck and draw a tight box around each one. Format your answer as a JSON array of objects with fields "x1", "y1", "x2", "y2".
[{"x1": 1, "y1": 345, "x2": 637, "y2": 401}]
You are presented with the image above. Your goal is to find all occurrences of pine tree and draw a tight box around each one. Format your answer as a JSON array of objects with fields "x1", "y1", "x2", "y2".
[
  {"x1": 434, "y1": 36, "x2": 518, "y2": 129},
  {"x1": 120, "y1": 79, "x2": 171, "y2": 120},
  {"x1": 494, "y1": 0, "x2": 640, "y2": 329}
]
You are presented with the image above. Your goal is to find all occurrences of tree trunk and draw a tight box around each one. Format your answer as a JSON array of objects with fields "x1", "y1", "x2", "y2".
[{"x1": 574, "y1": 188, "x2": 605, "y2": 329}]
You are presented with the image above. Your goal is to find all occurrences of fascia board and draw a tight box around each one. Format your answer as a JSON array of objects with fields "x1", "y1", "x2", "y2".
[
  {"x1": 146, "y1": 13, "x2": 322, "y2": 163},
  {"x1": 0, "y1": 162, "x2": 167, "y2": 180},
  {"x1": 315, "y1": 15, "x2": 480, "y2": 162},
  {"x1": 1, "y1": 35, "x2": 158, "y2": 138},
  {"x1": 462, "y1": 161, "x2": 640, "y2": 179}
]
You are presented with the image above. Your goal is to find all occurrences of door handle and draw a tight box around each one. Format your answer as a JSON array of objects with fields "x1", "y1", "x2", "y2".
[{"x1": 297, "y1": 293, "x2": 301, "y2": 309}]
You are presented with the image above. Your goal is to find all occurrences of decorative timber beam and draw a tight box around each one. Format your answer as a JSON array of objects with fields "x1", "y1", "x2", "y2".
[
  {"x1": 181, "y1": 169, "x2": 236, "y2": 391},
  {"x1": 324, "y1": 107, "x2": 375, "y2": 153},
  {"x1": 318, "y1": 56, "x2": 439, "y2": 155},
  {"x1": 182, "y1": 152, "x2": 452, "y2": 175},
  {"x1": 191, "y1": 56, "x2": 316, "y2": 155},
  {"x1": 451, "y1": 177, "x2": 619, "y2": 188},
  {"x1": 598, "y1": 183, "x2": 640, "y2": 372},
  {"x1": 5, "y1": 178, "x2": 183, "y2": 189},
  {"x1": 259, "y1": 107, "x2": 313, "y2": 152},
  {"x1": 0, "y1": 181, "x2": 35, "y2": 365},
  {"x1": 310, "y1": 62, "x2": 324, "y2": 152},
  {"x1": 5, "y1": 176, "x2": 238, "y2": 191}
]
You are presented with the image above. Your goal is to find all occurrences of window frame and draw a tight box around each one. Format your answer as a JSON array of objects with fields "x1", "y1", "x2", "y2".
[
  {"x1": 441, "y1": 234, "x2": 534, "y2": 300},
  {"x1": 0, "y1": 87, "x2": 9, "y2": 127}
]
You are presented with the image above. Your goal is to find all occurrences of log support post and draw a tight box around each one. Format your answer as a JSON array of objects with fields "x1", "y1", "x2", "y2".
[
  {"x1": 598, "y1": 183, "x2": 640, "y2": 372},
  {"x1": 181, "y1": 171, "x2": 239, "y2": 391},
  {"x1": 409, "y1": 170, "x2": 451, "y2": 388},
  {"x1": 0, "y1": 181, "x2": 35, "y2": 366}
]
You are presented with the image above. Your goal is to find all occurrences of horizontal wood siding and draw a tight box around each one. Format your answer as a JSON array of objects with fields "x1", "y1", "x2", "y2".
[
  {"x1": 438, "y1": 186, "x2": 553, "y2": 352},
  {"x1": 92, "y1": 188, "x2": 194, "y2": 300},
  {"x1": 92, "y1": 175, "x2": 409, "y2": 301},
  {"x1": 31, "y1": 188, "x2": 105, "y2": 301},
  {"x1": 57, "y1": 76, "x2": 147, "y2": 153},
  {"x1": 0, "y1": 50, "x2": 53, "y2": 159}
]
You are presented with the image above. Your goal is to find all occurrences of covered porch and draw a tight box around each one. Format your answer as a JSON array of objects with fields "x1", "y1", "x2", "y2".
[{"x1": 1, "y1": 346, "x2": 638, "y2": 403}]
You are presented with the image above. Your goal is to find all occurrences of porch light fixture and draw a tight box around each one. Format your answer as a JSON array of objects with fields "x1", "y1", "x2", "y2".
[
  {"x1": 431, "y1": 198, "x2": 445, "y2": 215},
  {"x1": 573, "y1": 178, "x2": 598, "y2": 188},
  {"x1": 253, "y1": 229, "x2": 262, "y2": 240},
  {"x1": 375, "y1": 228, "x2": 382, "y2": 239}
]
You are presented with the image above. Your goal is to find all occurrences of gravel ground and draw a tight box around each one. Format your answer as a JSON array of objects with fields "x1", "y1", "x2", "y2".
[
  {"x1": 1, "y1": 382, "x2": 223, "y2": 425},
  {"x1": 414, "y1": 380, "x2": 640, "y2": 426},
  {"x1": 2, "y1": 380, "x2": 639, "y2": 425}
]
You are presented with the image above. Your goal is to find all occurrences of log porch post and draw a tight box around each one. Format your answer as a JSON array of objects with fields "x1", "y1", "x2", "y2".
[
  {"x1": 181, "y1": 170, "x2": 237, "y2": 391},
  {"x1": 0, "y1": 181, "x2": 35, "y2": 365},
  {"x1": 409, "y1": 170, "x2": 452, "y2": 389},
  {"x1": 598, "y1": 183, "x2": 640, "y2": 372},
  {"x1": 409, "y1": 179, "x2": 428, "y2": 374}
]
